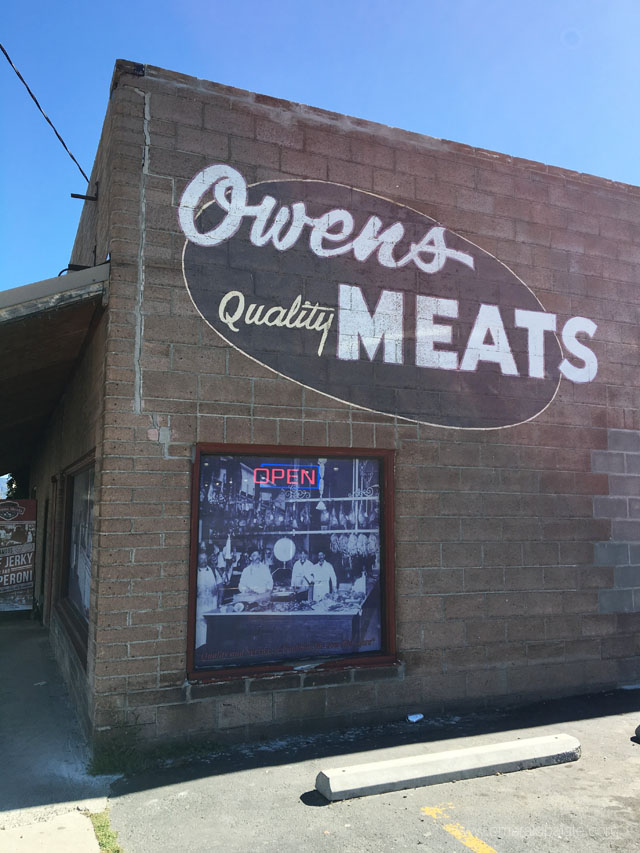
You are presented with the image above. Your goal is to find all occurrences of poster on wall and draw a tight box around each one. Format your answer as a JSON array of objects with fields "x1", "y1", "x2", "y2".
[
  {"x1": 0, "y1": 499, "x2": 36, "y2": 612},
  {"x1": 191, "y1": 449, "x2": 386, "y2": 671}
]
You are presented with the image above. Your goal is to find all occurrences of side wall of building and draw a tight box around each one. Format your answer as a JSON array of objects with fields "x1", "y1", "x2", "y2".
[
  {"x1": 29, "y1": 310, "x2": 107, "y2": 732},
  {"x1": 28, "y1": 94, "x2": 117, "y2": 732},
  {"x1": 86, "y1": 62, "x2": 640, "y2": 746}
]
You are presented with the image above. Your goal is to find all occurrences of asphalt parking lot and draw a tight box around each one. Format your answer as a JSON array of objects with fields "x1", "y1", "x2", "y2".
[{"x1": 109, "y1": 689, "x2": 640, "y2": 853}]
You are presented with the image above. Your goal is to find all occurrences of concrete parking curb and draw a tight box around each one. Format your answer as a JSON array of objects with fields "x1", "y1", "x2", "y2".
[{"x1": 315, "y1": 732, "x2": 581, "y2": 801}]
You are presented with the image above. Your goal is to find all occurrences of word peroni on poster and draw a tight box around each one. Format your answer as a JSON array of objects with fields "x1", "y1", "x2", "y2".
[{"x1": 0, "y1": 500, "x2": 36, "y2": 612}]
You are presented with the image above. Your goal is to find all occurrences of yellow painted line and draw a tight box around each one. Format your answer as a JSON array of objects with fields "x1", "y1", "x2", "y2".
[
  {"x1": 441, "y1": 822, "x2": 498, "y2": 853},
  {"x1": 421, "y1": 804, "x2": 452, "y2": 819},
  {"x1": 421, "y1": 804, "x2": 498, "y2": 853}
]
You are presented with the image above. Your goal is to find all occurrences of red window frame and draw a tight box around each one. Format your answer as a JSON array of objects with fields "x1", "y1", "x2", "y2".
[{"x1": 186, "y1": 443, "x2": 396, "y2": 681}]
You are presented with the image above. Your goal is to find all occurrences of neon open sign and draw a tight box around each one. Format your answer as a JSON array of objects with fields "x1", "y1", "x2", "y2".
[{"x1": 254, "y1": 464, "x2": 319, "y2": 488}]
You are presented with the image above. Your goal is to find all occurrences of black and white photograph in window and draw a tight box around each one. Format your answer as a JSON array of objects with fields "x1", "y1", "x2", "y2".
[{"x1": 191, "y1": 450, "x2": 385, "y2": 670}]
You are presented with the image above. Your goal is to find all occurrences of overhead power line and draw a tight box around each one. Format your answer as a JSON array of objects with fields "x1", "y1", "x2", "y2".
[{"x1": 0, "y1": 41, "x2": 90, "y2": 183}]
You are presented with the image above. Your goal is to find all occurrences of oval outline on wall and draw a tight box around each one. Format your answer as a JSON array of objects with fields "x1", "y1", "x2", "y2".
[{"x1": 181, "y1": 176, "x2": 563, "y2": 431}]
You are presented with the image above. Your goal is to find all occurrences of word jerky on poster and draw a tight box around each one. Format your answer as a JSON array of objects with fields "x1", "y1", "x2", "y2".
[
  {"x1": 180, "y1": 164, "x2": 598, "y2": 429},
  {"x1": 0, "y1": 499, "x2": 36, "y2": 612}
]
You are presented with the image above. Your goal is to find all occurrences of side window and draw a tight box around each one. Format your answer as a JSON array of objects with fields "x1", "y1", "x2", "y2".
[
  {"x1": 66, "y1": 466, "x2": 94, "y2": 623},
  {"x1": 56, "y1": 455, "x2": 96, "y2": 662}
]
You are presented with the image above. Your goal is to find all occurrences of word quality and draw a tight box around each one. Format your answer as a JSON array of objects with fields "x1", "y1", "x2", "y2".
[{"x1": 219, "y1": 292, "x2": 334, "y2": 357}]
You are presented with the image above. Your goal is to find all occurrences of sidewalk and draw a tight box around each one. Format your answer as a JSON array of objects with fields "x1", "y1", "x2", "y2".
[{"x1": 0, "y1": 616, "x2": 113, "y2": 852}]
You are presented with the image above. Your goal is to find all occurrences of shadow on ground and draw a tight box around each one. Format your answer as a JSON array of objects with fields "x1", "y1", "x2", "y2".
[
  {"x1": 110, "y1": 687, "x2": 640, "y2": 800},
  {"x1": 0, "y1": 615, "x2": 113, "y2": 817},
  {"x1": 2, "y1": 613, "x2": 638, "y2": 814}
]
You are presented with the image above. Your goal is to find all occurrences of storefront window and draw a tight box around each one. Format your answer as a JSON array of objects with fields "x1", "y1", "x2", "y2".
[
  {"x1": 189, "y1": 447, "x2": 392, "y2": 674},
  {"x1": 66, "y1": 466, "x2": 94, "y2": 623}
]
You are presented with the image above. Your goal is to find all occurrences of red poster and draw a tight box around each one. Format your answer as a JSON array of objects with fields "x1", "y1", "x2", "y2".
[{"x1": 0, "y1": 499, "x2": 36, "y2": 611}]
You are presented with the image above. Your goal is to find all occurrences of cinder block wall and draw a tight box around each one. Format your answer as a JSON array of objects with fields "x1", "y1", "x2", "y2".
[
  {"x1": 29, "y1": 312, "x2": 107, "y2": 734},
  {"x1": 86, "y1": 60, "x2": 640, "y2": 745},
  {"x1": 26, "y1": 93, "x2": 124, "y2": 733}
]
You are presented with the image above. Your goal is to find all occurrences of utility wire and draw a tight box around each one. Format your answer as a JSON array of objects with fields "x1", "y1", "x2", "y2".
[{"x1": 0, "y1": 41, "x2": 90, "y2": 183}]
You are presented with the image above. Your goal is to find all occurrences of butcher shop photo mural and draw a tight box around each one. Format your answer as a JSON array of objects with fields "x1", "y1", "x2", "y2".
[{"x1": 192, "y1": 450, "x2": 384, "y2": 670}]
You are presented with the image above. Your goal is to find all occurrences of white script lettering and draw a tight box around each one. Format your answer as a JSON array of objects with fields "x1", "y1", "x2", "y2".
[
  {"x1": 179, "y1": 164, "x2": 474, "y2": 275},
  {"x1": 219, "y1": 291, "x2": 335, "y2": 357}
]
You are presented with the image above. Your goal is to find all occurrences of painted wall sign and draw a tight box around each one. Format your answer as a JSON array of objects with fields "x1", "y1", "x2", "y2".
[
  {"x1": 180, "y1": 164, "x2": 598, "y2": 429},
  {"x1": 0, "y1": 499, "x2": 36, "y2": 612}
]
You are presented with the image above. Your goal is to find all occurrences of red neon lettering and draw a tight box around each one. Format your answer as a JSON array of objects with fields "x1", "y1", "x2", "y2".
[
  {"x1": 301, "y1": 469, "x2": 316, "y2": 485},
  {"x1": 254, "y1": 465, "x2": 317, "y2": 486}
]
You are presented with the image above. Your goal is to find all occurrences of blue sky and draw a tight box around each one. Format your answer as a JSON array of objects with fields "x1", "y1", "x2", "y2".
[{"x1": 1, "y1": 0, "x2": 638, "y2": 290}]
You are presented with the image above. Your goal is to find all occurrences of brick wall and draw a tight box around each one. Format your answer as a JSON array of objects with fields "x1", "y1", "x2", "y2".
[
  {"x1": 74, "y1": 61, "x2": 640, "y2": 746},
  {"x1": 593, "y1": 428, "x2": 640, "y2": 615},
  {"x1": 30, "y1": 311, "x2": 107, "y2": 731}
]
